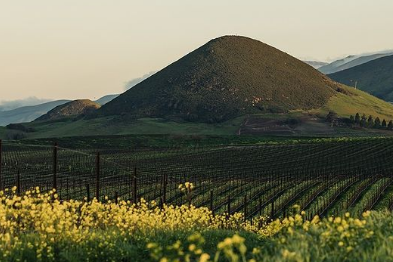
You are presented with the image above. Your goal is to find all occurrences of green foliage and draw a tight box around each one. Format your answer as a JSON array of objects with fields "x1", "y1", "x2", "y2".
[
  {"x1": 360, "y1": 114, "x2": 367, "y2": 127},
  {"x1": 4, "y1": 209, "x2": 393, "y2": 261},
  {"x1": 326, "y1": 111, "x2": 338, "y2": 123},
  {"x1": 349, "y1": 112, "x2": 393, "y2": 131},
  {"x1": 349, "y1": 115, "x2": 354, "y2": 124},
  {"x1": 388, "y1": 120, "x2": 393, "y2": 130},
  {"x1": 367, "y1": 115, "x2": 374, "y2": 128},
  {"x1": 374, "y1": 117, "x2": 381, "y2": 128},
  {"x1": 354, "y1": 113, "x2": 360, "y2": 124},
  {"x1": 382, "y1": 119, "x2": 387, "y2": 128}
]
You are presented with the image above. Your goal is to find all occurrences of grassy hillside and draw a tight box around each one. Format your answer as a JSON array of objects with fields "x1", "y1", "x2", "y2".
[
  {"x1": 97, "y1": 35, "x2": 341, "y2": 123},
  {"x1": 35, "y1": 99, "x2": 100, "y2": 122},
  {"x1": 313, "y1": 85, "x2": 393, "y2": 120},
  {"x1": 329, "y1": 55, "x2": 393, "y2": 101},
  {"x1": 19, "y1": 116, "x2": 244, "y2": 139}
]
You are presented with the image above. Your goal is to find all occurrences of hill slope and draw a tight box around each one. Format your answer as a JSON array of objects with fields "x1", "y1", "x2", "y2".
[
  {"x1": 36, "y1": 100, "x2": 100, "y2": 121},
  {"x1": 98, "y1": 36, "x2": 342, "y2": 123},
  {"x1": 0, "y1": 100, "x2": 70, "y2": 126},
  {"x1": 329, "y1": 55, "x2": 393, "y2": 101}
]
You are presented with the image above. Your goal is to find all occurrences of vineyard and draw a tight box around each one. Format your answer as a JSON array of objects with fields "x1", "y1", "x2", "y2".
[{"x1": 1, "y1": 137, "x2": 393, "y2": 219}]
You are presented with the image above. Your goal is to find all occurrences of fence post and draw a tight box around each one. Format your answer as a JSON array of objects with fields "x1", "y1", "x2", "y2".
[
  {"x1": 133, "y1": 167, "x2": 137, "y2": 203},
  {"x1": 162, "y1": 174, "x2": 167, "y2": 204},
  {"x1": 66, "y1": 178, "x2": 69, "y2": 200},
  {"x1": 53, "y1": 142, "x2": 58, "y2": 190},
  {"x1": 86, "y1": 184, "x2": 90, "y2": 202},
  {"x1": 16, "y1": 170, "x2": 21, "y2": 195},
  {"x1": 227, "y1": 196, "x2": 231, "y2": 216},
  {"x1": 271, "y1": 201, "x2": 274, "y2": 219},
  {"x1": 210, "y1": 190, "x2": 214, "y2": 214},
  {"x1": 0, "y1": 139, "x2": 2, "y2": 191},
  {"x1": 95, "y1": 152, "x2": 100, "y2": 201},
  {"x1": 244, "y1": 195, "x2": 247, "y2": 221},
  {"x1": 115, "y1": 191, "x2": 118, "y2": 204}
]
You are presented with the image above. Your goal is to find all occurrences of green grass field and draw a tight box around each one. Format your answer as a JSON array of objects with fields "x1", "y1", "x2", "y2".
[
  {"x1": 16, "y1": 116, "x2": 245, "y2": 139},
  {"x1": 315, "y1": 86, "x2": 393, "y2": 120}
]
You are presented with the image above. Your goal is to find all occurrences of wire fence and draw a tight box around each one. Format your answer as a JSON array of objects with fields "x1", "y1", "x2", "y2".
[{"x1": 1, "y1": 138, "x2": 393, "y2": 219}]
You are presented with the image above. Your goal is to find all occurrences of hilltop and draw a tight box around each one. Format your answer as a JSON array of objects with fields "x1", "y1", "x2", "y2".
[
  {"x1": 35, "y1": 99, "x2": 100, "y2": 122},
  {"x1": 97, "y1": 36, "x2": 343, "y2": 123},
  {"x1": 329, "y1": 55, "x2": 393, "y2": 102},
  {"x1": 4, "y1": 36, "x2": 393, "y2": 139}
]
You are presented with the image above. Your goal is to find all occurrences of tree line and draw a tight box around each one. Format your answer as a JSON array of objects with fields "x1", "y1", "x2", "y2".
[{"x1": 349, "y1": 113, "x2": 393, "y2": 130}]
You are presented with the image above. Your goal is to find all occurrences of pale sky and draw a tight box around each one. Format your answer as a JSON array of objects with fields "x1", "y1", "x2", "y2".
[{"x1": 1, "y1": 0, "x2": 393, "y2": 101}]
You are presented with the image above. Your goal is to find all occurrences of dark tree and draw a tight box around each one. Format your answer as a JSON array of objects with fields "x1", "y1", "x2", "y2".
[
  {"x1": 388, "y1": 120, "x2": 393, "y2": 130},
  {"x1": 349, "y1": 115, "x2": 355, "y2": 124},
  {"x1": 374, "y1": 117, "x2": 381, "y2": 128},
  {"x1": 367, "y1": 115, "x2": 374, "y2": 128},
  {"x1": 355, "y1": 113, "x2": 360, "y2": 124},
  {"x1": 360, "y1": 114, "x2": 367, "y2": 127},
  {"x1": 326, "y1": 111, "x2": 338, "y2": 126},
  {"x1": 382, "y1": 119, "x2": 387, "y2": 128}
]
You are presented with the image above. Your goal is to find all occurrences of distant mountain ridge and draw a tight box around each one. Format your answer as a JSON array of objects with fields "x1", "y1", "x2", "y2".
[
  {"x1": 303, "y1": 61, "x2": 328, "y2": 69},
  {"x1": 0, "y1": 100, "x2": 71, "y2": 126},
  {"x1": 0, "y1": 97, "x2": 51, "y2": 112},
  {"x1": 329, "y1": 55, "x2": 393, "y2": 101},
  {"x1": 320, "y1": 51, "x2": 393, "y2": 74},
  {"x1": 0, "y1": 95, "x2": 118, "y2": 126}
]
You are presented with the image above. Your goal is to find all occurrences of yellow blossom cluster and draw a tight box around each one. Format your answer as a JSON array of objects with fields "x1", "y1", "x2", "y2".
[
  {"x1": 178, "y1": 182, "x2": 194, "y2": 193},
  {"x1": 0, "y1": 187, "x2": 266, "y2": 261},
  {"x1": 0, "y1": 186, "x2": 387, "y2": 262}
]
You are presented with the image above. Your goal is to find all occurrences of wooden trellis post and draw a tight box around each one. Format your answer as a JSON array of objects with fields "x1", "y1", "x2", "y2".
[
  {"x1": 95, "y1": 152, "x2": 100, "y2": 201},
  {"x1": 0, "y1": 139, "x2": 2, "y2": 190},
  {"x1": 162, "y1": 173, "x2": 167, "y2": 204},
  {"x1": 53, "y1": 142, "x2": 58, "y2": 190},
  {"x1": 210, "y1": 190, "x2": 214, "y2": 214},
  {"x1": 227, "y1": 196, "x2": 231, "y2": 216},
  {"x1": 86, "y1": 184, "x2": 90, "y2": 202},
  {"x1": 133, "y1": 167, "x2": 137, "y2": 203},
  {"x1": 16, "y1": 170, "x2": 21, "y2": 195},
  {"x1": 244, "y1": 195, "x2": 247, "y2": 221}
]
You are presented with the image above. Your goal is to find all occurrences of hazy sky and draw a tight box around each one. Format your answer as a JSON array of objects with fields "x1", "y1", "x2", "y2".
[{"x1": 1, "y1": 0, "x2": 393, "y2": 101}]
